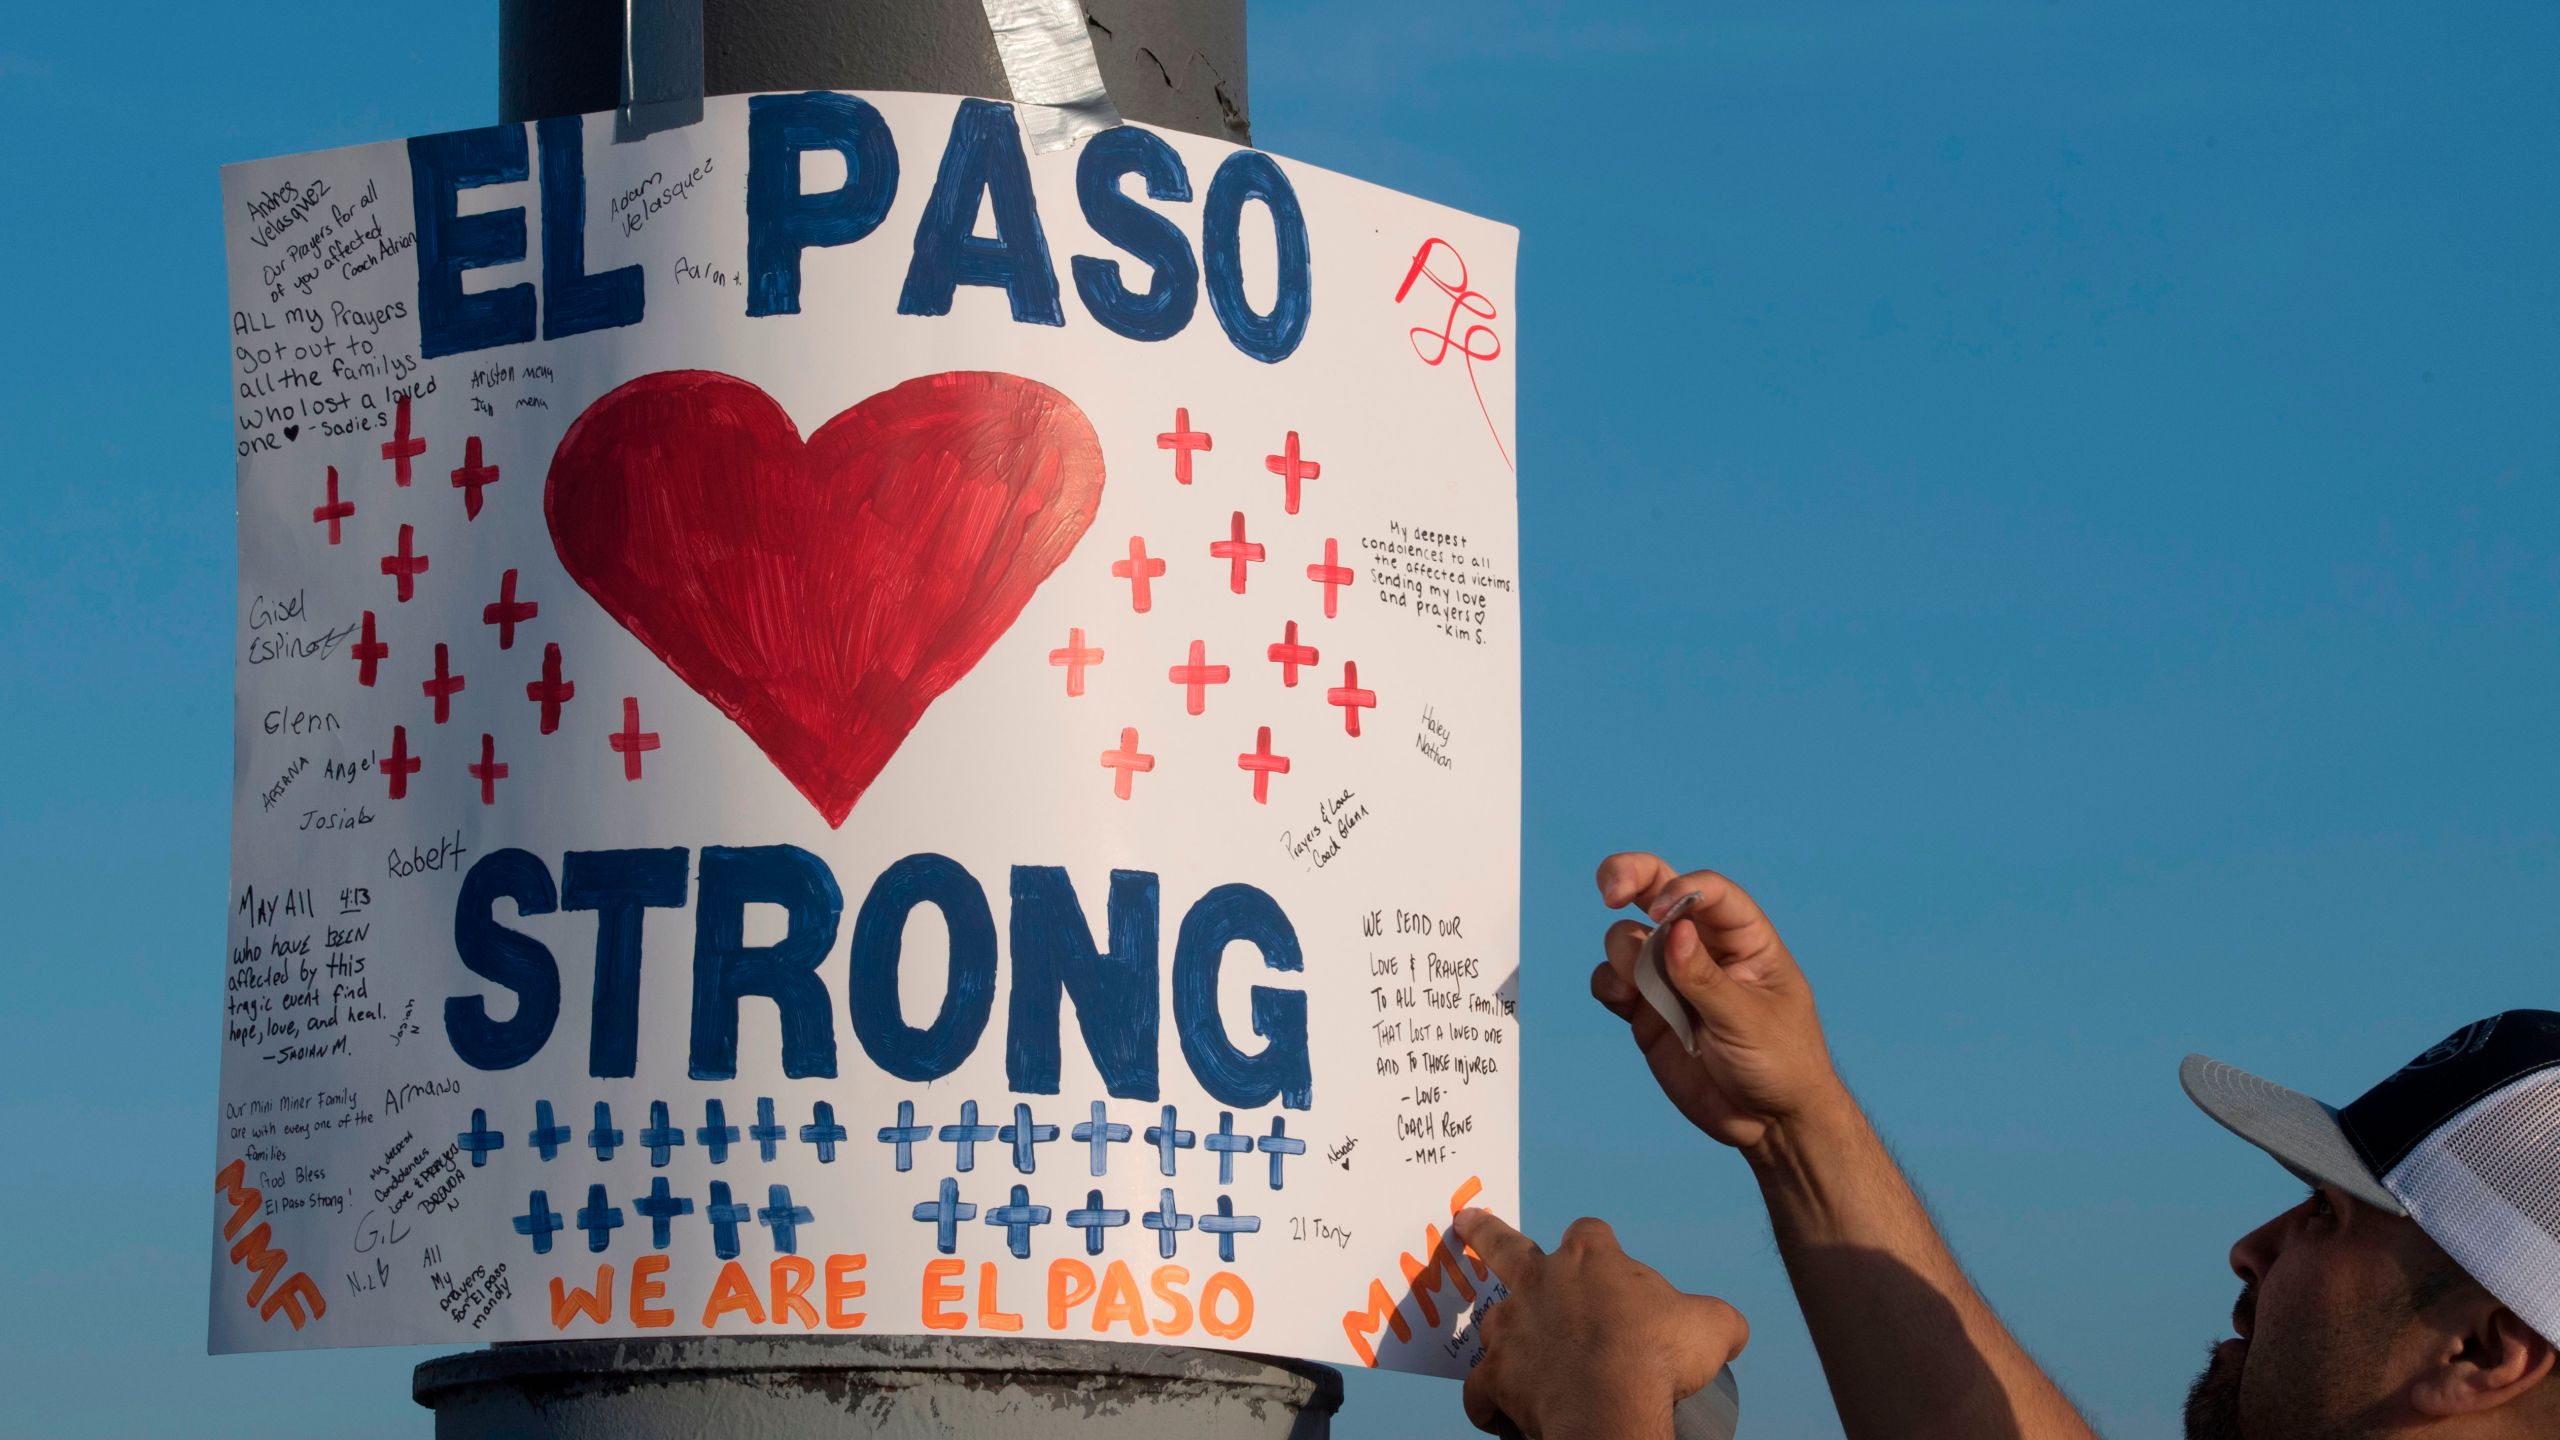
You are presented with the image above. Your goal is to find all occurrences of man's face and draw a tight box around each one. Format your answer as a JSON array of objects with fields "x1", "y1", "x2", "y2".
[{"x1": 2185, "y1": 1185, "x2": 2451, "y2": 1440}]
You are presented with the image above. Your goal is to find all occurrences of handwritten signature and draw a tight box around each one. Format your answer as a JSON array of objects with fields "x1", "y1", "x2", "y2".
[{"x1": 1394, "y1": 238, "x2": 1513, "y2": 472}]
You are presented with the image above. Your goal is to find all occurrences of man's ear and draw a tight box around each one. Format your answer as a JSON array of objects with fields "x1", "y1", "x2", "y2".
[{"x1": 2410, "y1": 1305, "x2": 2558, "y2": 1418}]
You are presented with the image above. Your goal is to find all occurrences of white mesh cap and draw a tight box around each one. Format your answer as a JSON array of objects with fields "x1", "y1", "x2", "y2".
[{"x1": 2385, "y1": 1068, "x2": 2560, "y2": 1345}]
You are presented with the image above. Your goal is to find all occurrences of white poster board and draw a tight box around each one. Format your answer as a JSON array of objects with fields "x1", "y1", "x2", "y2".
[{"x1": 215, "y1": 92, "x2": 1518, "y2": 1375}]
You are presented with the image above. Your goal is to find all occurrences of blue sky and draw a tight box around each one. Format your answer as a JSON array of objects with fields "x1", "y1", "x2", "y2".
[{"x1": 4, "y1": 2, "x2": 2556, "y2": 1435}]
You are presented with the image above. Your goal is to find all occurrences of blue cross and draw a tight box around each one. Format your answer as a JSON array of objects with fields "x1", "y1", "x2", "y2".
[
  {"x1": 1258, "y1": 1117, "x2": 1307, "y2": 1189},
  {"x1": 705, "y1": 1181, "x2": 751, "y2": 1260},
  {"x1": 1072, "y1": 1101, "x2": 1131, "y2": 1176},
  {"x1": 458, "y1": 1108, "x2": 506, "y2": 1167},
  {"x1": 640, "y1": 1101, "x2": 686, "y2": 1167},
  {"x1": 632, "y1": 1176, "x2": 694, "y2": 1249},
  {"x1": 912, "y1": 1176, "x2": 978, "y2": 1254},
  {"x1": 575, "y1": 1183, "x2": 625, "y2": 1253},
  {"x1": 750, "y1": 1097, "x2": 787, "y2": 1161},
  {"x1": 527, "y1": 1100, "x2": 572, "y2": 1162},
  {"x1": 512, "y1": 1190, "x2": 564, "y2": 1254},
  {"x1": 587, "y1": 1102, "x2": 624, "y2": 1162},
  {"x1": 877, "y1": 1099, "x2": 932, "y2": 1172},
  {"x1": 1064, "y1": 1189, "x2": 1130, "y2": 1255},
  {"x1": 800, "y1": 1101, "x2": 848, "y2": 1162},
  {"x1": 1145, "y1": 1105, "x2": 1195, "y2": 1176},
  {"x1": 999, "y1": 1103, "x2": 1059, "y2": 1174},
  {"x1": 1203, "y1": 1110, "x2": 1253, "y2": 1184},
  {"x1": 984, "y1": 1184, "x2": 1053, "y2": 1259},
  {"x1": 1199, "y1": 1194, "x2": 1261, "y2": 1263},
  {"x1": 696, "y1": 1099, "x2": 739, "y2": 1164},
  {"x1": 1140, "y1": 1187, "x2": 1193, "y2": 1259},
  {"x1": 759, "y1": 1184, "x2": 815, "y2": 1255},
  {"x1": 940, "y1": 1100, "x2": 997, "y2": 1172}
]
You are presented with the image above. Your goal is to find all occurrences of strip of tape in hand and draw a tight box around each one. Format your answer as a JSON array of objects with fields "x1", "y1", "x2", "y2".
[
  {"x1": 980, "y1": 0, "x2": 1124, "y2": 153},
  {"x1": 1633, "y1": 891, "x2": 1705, "y2": 1056}
]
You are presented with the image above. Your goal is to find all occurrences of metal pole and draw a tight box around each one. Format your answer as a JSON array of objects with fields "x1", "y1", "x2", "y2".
[{"x1": 421, "y1": 5, "x2": 1320, "y2": 1435}]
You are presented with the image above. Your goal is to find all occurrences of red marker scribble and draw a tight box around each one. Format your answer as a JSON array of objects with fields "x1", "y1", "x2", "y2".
[{"x1": 1394, "y1": 237, "x2": 1512, "y2": 473}]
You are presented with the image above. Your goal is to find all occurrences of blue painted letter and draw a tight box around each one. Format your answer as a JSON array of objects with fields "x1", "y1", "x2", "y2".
[
  {"x1": 1201, "y1": 151, "x2": 1312, "y2": 364},
  {"x1": 447, "y1": 848, "x2": 560, "y2": 1070},
  {"x1": 537, "y1": 115, "x2": 644, "y2": 340},
  {"x1": 561, "y1": 848, "x2": 688, "y2": 1079},
  {"x1": 689, "y1": 846, "x2": 843, "y2": 1080},
  {"x1": 1006, "y1": 867, "x2": 1161, "y2": 1098},
  {"x1": 898, "y1": 99, "x2": 1063, "y2": 325},
  {"x1": 745, "y1": 92, "x2": 900, "y2": 317},
  {"x1": 1072, "y1": 128, "x2": 1196, "y2": 342},
  {"x1": 848, "y1": 853, "x2": 998, "y2": 1082},
  {"x1": 409, "y1": 124, "x2": 537, "y2": 359},
  {"x1": 1172, "y1": 884, "x2": 1312, "y2": 1109}
]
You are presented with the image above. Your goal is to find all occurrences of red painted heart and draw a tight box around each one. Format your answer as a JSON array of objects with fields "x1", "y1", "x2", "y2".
[{"x1": 546, "y1": 369, "x2": 1104, "y2": 826}]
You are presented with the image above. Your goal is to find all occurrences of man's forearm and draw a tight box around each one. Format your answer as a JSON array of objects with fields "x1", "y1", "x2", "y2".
[{"x1": 1746, "y1": 1086, "x2": 2100, "y2": 1440}]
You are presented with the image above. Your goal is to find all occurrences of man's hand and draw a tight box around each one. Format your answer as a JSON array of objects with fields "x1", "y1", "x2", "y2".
[
  {"x1": 1453, "y1": 1208, "x2": 1746, "y2": 1440},
  {"x1": 1589, "y1": 853, "x2": 1843, "y2": 1155}
]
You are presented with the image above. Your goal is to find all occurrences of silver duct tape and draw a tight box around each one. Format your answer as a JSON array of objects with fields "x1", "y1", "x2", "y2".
[
  {"x1": 981, "y1": 0, "x2": 1123, "y2": 153},
  {"x1": 618, "y1": 0, "x2": 704, "y2": 141}
]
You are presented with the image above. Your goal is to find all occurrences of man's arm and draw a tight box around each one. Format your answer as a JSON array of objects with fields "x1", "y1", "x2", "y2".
[{"x1": 1589, "y1": 853, "x2": 2098, "y2": 1440}]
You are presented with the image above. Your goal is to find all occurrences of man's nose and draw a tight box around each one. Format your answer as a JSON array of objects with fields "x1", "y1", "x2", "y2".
[{"x1": 2228, "y1": 1206, "x2": 2289, "y2": 1284}]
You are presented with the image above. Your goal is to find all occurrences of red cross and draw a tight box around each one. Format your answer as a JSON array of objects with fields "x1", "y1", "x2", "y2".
[
  {"x1": 1211, "y1": 511, "x2": 1266, "y2": 594},
  {"x1": 1049, "y1": 627, "x2": 1105, "y2": 697},
  {"x1": 1237, "y1": 726, "x2": 1291, "y2": 804},
  {"x1": 1099, "y1": 727, "x2": 1155, "y2": 800},
  {"x1": 526, "y1": 642, "x2": 575, "y2": 734},
  {"x1": 380, "y1": 392, "x2": 425, "y2": 486},
  {"x1": 311, "y1": 465, "x2": 354, "y2": 544},
  {"x1": 1267, "y1": 621, "x2": 1320, "y2": 687},
  {"x1": 1157, "y1": 407, "x2": 1212, "y2": 484},
  {"x1": 382, "y1": 724, "x2": 422, "y2": 800},
  {"x1": 421, "y1": 642, "x2": 466, "y2": 724},
  {"x1": 1168, "y1": 639, "x2": 1231, "y2": 716},
  {"x1": 1263, "y1": 430, "x2": 1321, "y2": 515},
  {"x1": 1306, "y1": 538, "x2": 1355, "y2": 619},
  {"x1": 380, "y1": 523, "x2": 428, "y2": 602},
  {"x1": 449, "y1": 435, "x2": 500, "y2": 520},
  {"x1": 610, "y1": 697, "x2": 660, "y2": 780},
  {"x1": 1112, "y1": 536, "x2": 1166, "y2": 613},
  {"x1": 1326, "y1": 660, "x2": 1377, "y2": 737},
  {"x1": 351, "y1": 610, "x2": 389, "y2": 687},
  {"x1": 482, "y1": 569, "x2": 538, "y2": 649},
  {"x1": 468, "y1": 732, "x2": 508, "y2": 805}
]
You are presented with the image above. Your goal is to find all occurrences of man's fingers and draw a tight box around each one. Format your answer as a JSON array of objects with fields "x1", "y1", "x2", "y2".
[
  {"x1": 1659, "y1": 918, "x2": 1736, "y2": 1011},
  {"x1": 1453, "y1": 1208, "x2": 1543, "y2": 1285},
  {"x1": 1460, "y1": 1357, "x2": 1507, "y2": 1434},
  {"x1": 1559, "y1": 1215, "x2": 1619, "y2": 1254},
  {"x1": 1591, "y1": 959, "x2": 1640, "y2": 1019},
  {"x1": 1597, "y1": 851, "x2": 1681, "y2": 909},
  {"x1": 1678, "y1": 1292, "x2": 1752, "y2": 1368}
]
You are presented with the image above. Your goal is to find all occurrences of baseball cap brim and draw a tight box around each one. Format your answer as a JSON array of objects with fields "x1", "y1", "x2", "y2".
[{"x1": 2181, "y1": 1053, "x2": 2408, "y2": 1217}]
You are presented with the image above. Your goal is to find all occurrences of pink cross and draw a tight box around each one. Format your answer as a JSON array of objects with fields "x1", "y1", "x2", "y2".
[
  {"x1": 311, "y1": 465, "x2": 354, "y2": 544},
  {"x1": 610, "y1": 697, "x2": 660, "y2": 781},
  {"x1": 449, "y1": 435, "x2": 500, "y2": 520},
  {"x1": 1237, "y1": 726, "x2": 1291, "y2": 805},
  {"x1": 1210, "y1": 511, "x2": 1265, "y2": 594},
  {"x1": 482, "y1": 568, "x2": 538, "y2": 649},
  {"x1": 1327, "y1": 660, "x2": 1377, "y2": 737},
  {"x1": 421, "y1": 642, "x2": 465, "y2": 724},
  {"x1": 1112, "y1": 536, "x2": 1166, "y2": 613},
  {"x1": 351, "y1": 610, "x2": 389, "y2": 688},
  {"x1": 526, "y1": 641, "x2": 574, "y2": 734},
  {"x1": 1168, "y1": 640, "x2": 1232, "y2": 716},
  {"x1": 380, "y1": 392, "x2": 425, "y2": 486},
  {"x1": 380, "y1": 523, "x2": 428, "y2": 602},
  {"x1": 1157, "y1": 407, "x2": 1212, "y2": 485},
  {"x1": 468, "y1": 732, "x2": 508, "y2": 805},
  {"x1": 1263, "y1": 430, "x2": 1321, "y2": 515},
  {"x1": 1306, "y1": 538, "x2": 1355, "y2": 619},
  {"x1": 1099, "y1": 727, "x2": 1156, "y2": 799},
  {"x1": 1049, "y1": 627, "x2": 1105, "y2": 697},
  {"x1": 383, "y1": 725, "x2": 422, "y2": 801},
  {"x1": 1267, "y1": 621, "x2": 1320, "y2": 687}
]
